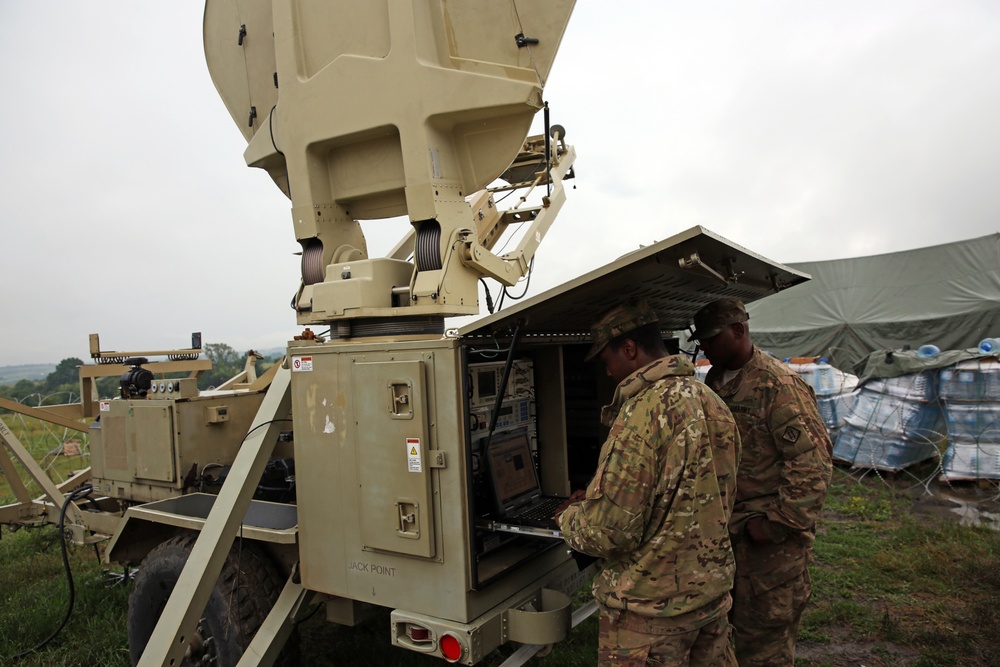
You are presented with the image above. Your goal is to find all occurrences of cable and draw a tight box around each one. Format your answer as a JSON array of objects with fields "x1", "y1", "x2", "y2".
[
  {"x1": 198, "y1": 462, "x2": 228, "y2": 492},
  {"x1": 480, "y1": 278, "x2": 496, "y2": 314},
  {"x1": 241, "y1": 418, "x2": 294, "y2": 446},
  {"x1": 482, "y1": 318, "x2": 527, "y2": 452},
  {"x1": 501, "y1": 256, "x2": 535, "y2": 303},
  {"x1": 266, "y1": 104, "x2": 292, "y2": 196},
  {"x1": 494, "y1": 256, "x2": 535, "y2": 313},
  {"x1": 268, "y1": 104, "x2": 284, "y2": 157},
  {"x1": 510, "y1": 0, "x2": 542, "y2": 84},
  {"x1": 11, "y1": 484, "x2": 94, "y2": 661},
  {"x1": 469, "y1": 334, "x2": 504, "y2": 357}
]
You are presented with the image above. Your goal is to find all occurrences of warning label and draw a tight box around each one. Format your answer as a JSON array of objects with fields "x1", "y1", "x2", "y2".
[
  {"x1": 406, "y1": 438, "x2": 422, "y2": 473},
  {"x1": 291, "y1": 356, "x2": 314, "y2": 372}
]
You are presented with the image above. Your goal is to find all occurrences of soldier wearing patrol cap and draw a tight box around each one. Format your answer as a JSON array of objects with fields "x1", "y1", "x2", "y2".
[
  {"x1": 558, "y1": 299, "x2": 740, "y2": 667},
  {"x1": 691, "y1": 298, "x2": 833, "y2": 667}
]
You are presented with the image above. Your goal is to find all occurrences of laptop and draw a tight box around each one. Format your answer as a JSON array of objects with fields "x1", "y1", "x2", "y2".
[{"x1": 482, "y1": 428, "x2": 566, "y2": 539}]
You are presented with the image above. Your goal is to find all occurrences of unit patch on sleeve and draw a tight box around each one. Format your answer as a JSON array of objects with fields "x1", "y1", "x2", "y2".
[{"x1": 782, "y1": 426, "x2": 801, "y2": 443}]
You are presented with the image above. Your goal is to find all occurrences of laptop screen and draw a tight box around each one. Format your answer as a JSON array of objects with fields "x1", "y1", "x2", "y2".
[{"x1": 485, "y1": 429, "x2": 540, "y2": 514}]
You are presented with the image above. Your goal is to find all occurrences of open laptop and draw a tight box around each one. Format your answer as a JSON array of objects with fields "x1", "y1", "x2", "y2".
[{"x1": 482, "y1": 428, "x2": 566, "y2": 539}]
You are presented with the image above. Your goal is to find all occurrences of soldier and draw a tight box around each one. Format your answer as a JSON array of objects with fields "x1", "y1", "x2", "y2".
[
  {"x1": 557, "y1": 300, "x2": 741, "y2": 667},
  {"x1": 690, "y1": 298, "x2": 833, "y2": 666}
]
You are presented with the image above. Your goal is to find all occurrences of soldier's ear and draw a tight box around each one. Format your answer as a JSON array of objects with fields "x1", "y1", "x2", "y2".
[
  {"x1": 731, "y1": 322, "x2": 746, "y2": 339},
  {"x1": 622, "y1": 338, "x2": 638, "y2": 360}
]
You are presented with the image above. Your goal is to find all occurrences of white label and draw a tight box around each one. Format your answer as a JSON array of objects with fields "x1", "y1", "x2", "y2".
[
  {"x1": 99, "y1": 401, "x2": 111, "y2": 412},
  {"x1": 292, "y1": 356, "x2": 314, "y2": 372},
  {"x1": 406, "y1": 438, "x2": 422, "y2": 473}
]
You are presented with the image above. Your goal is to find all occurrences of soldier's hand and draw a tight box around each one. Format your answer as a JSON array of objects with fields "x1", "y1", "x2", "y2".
[
  {"x1": 554, "y1": 489, "x2": 587, "y2": 519},
  {"x1": 745, "y1": 515, "x2": 773, "y2": 544}
]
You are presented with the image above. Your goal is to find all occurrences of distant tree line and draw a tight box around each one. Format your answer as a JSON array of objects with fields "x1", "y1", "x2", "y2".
[{"x1": 0, "y1": 343, "x2": 281, "y2": 409}]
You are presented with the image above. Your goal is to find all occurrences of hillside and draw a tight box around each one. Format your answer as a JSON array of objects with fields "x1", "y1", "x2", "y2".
[
  {"x1": 0, "y1": 346, "x2": 286, "y2": 389},
  {"x1": 0, "y1": 364, "x2": 55, "y2": 384}
]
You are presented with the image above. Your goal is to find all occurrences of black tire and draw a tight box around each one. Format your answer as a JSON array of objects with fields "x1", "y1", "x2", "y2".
[{"x1": 127, "y1": 534, "x2": 284, "y2": 667}]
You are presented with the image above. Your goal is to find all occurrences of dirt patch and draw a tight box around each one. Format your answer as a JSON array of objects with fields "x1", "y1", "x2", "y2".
[
  {"x1": 797, "y1": 627, "x2": 921, "y2": 666},
  {"x1": 908, "y1": 482, "x2": 1000, "y2": 529}
]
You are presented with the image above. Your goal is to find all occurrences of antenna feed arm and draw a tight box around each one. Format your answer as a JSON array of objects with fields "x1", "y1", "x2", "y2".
[
  {"x1": 460, "y1": 239, "x2": 528, "y2": 287},
  {"x1": 459, "y1": 143, "x2": 576, "y2": 286}
]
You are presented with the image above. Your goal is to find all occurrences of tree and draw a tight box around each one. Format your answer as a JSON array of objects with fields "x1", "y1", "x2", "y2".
[
  {"x1": 45, "y1": 357, "x2": 84, "y2": 393},
  {"x1": 0, "y1": 378, "x2": 41, "y2": 411},
  {"x1": 200, "y1": 343, "x2": 245, "y2": 389}
]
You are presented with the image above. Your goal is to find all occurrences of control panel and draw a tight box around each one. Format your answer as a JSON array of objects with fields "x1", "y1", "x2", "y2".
[
  {"x1": 469, "y1": 360, "x2": 534, "y2": 408},
  {"x1": 468, "y1": 360, "x2": 536, "y2": 449}
]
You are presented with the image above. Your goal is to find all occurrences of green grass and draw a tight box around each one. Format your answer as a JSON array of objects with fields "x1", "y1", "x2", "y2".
[
  {"x1": 2, "y1": 466, "x2": 1000, "y2": 666},
  {"x1": 797, "y1": 469, "x2": 1000, "y2": 667},
  {"x1": 0, "y1": 527, "x2": 131, "y2": 666},
  {"x1": 0, "y1": 415, "x2": 90, "y2": 506}
]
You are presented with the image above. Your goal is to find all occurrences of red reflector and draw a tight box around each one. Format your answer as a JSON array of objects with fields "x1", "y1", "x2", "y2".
[{"x1": 440, "y1": 634, "x2": 463, "y2": 662}]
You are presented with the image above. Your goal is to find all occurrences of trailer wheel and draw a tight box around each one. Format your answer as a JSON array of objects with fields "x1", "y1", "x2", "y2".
[{"x1": 127, "y1": 534, "x2": 285, "y2": 667}]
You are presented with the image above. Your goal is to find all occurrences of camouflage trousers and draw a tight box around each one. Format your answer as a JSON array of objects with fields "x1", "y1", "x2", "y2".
[
  {"x1": 597, "y1": 596, "x2": 736, "y2": 666},
  {"x1": 731, "y1": 538, "x2": 812, "y2": 666}
]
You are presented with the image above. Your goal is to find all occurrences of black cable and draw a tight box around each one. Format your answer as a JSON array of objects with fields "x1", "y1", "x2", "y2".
[
  {"x1": 501, "y1": 256, "x2": 535, "y2": 303},
  {"x1": 268, "y1": 104, "x2": 284, "y2": 157},
  {"x1": 483, "y1": 318, "x2": 527, "y2": 450},
  {"x1": 493, "y1": 188, "x2": 517, "y2": 205},
  {"x1": 543, "y1": 101, "x2": 551, "y2": 198},
  {"x1": 241, "y1": 418, "x2": 294, "y2": 446},
  {"x1": 11, "y1": 484, "x2": 94, "y2": 661},
  {"x1": 293, "y1": 599, "x2": 325, "y2": 625},
  {"x1": 267, "y1": 103, "x2": 292, "y2": 200},
  {"x1": 479, "y1": 278, "x2": 496, "y2": 314}
]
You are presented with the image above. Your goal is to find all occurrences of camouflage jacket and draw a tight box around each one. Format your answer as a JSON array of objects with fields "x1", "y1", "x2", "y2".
[
  {"x1": 558, "y1": 355, "x2": 740, "y2": 618},
  {"x1": 705, "y1": 347, "x2": 833, "y2": 547}
]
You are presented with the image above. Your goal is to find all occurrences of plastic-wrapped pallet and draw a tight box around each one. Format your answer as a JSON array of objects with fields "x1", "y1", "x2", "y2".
[
  {"x1": 941, "y1": 440, "x2": 1000, "y2": 480},
  {"x1": 833, "y1": 370, "x2": 943, "y2": 471},
  {"x1": 835, "y1": 424, "x2": 939, "y2": 472},
  {"x1": 940, "y1": 358, "x2": 1000, "y2": 481},
  {"x1": 940, "y1": 358, "x2": 1000, "y2": 401},
  {"x1": 817, "y1": 390, "x2": 858, "y2": 434},
  {"x1": 695, "y1": 355, "x2": 859, "y2": 437},
  {"x1": 786, "y1": 358, "x2": 859, "y2": 396},
  {"x1": 862, "y1": 373, "x2": 936, "y2": 401},
  {"x1": 786, "y1": 358, "x2": 860, "y2": 435},
  {"x1": 943, "y1": 402, "x2": 1000, "y2": 443}
]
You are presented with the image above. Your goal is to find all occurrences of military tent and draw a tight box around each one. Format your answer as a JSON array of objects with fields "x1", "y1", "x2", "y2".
[{"x1": 742, "y1": 233, "x2": 1000, "y2": 369}]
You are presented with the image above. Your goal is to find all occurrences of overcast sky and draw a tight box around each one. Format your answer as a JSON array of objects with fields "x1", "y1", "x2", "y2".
[{"x1": 1, "y1": 2, "x2": 998, "y2": 366}]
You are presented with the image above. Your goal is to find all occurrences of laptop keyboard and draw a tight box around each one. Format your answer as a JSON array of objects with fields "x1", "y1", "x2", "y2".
[{"x1": 512, "y1": 496, "x2": 565, "y2": 522}]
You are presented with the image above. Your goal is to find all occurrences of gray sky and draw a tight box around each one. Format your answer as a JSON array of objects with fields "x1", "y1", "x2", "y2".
[{"x1": 1, "y1": 2, "x2": 998, "y2": 366}]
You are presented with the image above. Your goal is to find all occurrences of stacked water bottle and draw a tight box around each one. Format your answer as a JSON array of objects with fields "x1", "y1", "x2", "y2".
[
  {"x1": 833, "y1": 361, "x2": 944, "y2": 472},
  {"x1": 784, "y1": 358, "x2": 858, "y2": 441},
  {"x1": 939, "y1": 337, "x2": 1000, "y2": 480}
]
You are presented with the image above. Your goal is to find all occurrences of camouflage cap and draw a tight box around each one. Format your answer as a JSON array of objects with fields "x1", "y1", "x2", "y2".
[
  {"x1": 690, "y1": 298, "x2": 749, "y2": 341},
  {"x1": 584, "y1": 300, "x2": 659, "y2": 362}
]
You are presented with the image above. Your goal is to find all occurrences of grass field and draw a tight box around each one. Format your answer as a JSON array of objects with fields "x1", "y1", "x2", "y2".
[
  {"x1": 0, "y1": 413, "x2": 90, "y2": 505},
  {"x1": 2, "y1": 465, "x2": 999, "y2": 666}
]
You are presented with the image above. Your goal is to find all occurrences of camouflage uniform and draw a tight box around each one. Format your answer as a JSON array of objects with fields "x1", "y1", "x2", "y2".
[
  {"x1": 705, "y1": 347, "x2": 833, "y2": 666},
  {"x1": 559, "y1": 354, "x2": 741, "y2": 666}
]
